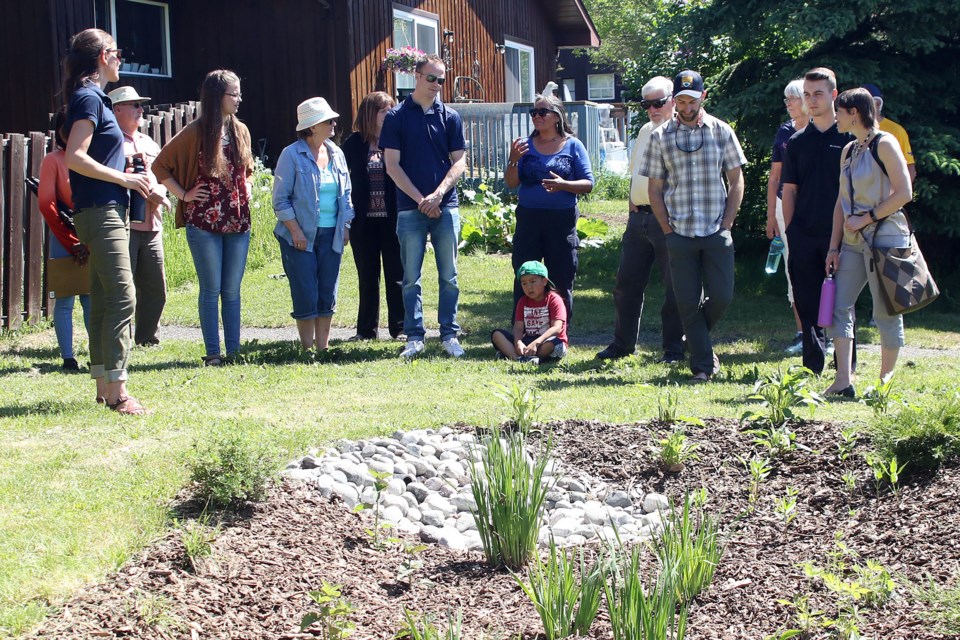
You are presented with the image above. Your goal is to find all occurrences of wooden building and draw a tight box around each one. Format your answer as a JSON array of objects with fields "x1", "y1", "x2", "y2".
[
  {"x1": 556, "y1": 48, "x2": 626, "y2": 104},
  {"x1": 1, "y1": 0, "x2": 599, "y2": 163}
]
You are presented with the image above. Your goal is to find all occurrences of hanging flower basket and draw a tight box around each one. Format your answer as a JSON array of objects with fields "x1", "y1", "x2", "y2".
[{"x1": 382, "y1": 46, "x2": 425, "y2": 74}]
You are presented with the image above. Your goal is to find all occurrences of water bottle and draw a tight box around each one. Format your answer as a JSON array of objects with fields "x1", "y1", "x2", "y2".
[
  {"x1": 765, "y1": 236, "x2": 785, "y2": 274},
  {"x1": 818, "y1": 269, "x2": 836, "y2": 328},
  {"x1": 126, "y1": 153, "x2": 148, "y2": 223}
]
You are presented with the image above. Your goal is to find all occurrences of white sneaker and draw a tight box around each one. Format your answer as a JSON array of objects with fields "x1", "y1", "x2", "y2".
[
  {"x1": 784, "y1": 332, "x2": 803, "y2": 355},
  {"x1": 399, "y1": 340, "x2": 425, "y2": 359},
  {"x1": 441, "y1": 337, "x2": 465, "y2": 358},
  {"x1": 826, "y1": 339, "x2": 835, "y2": 358}
]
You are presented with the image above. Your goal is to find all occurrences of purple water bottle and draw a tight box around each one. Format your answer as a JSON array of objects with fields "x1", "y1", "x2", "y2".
[{"x1": 818, "y1": 268, "x2": 836, "y2": 328}]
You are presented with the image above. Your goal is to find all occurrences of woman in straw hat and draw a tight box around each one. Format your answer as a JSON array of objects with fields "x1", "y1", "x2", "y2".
[{"x1": 272, "y1": 97, "x2": 355, "y2": 351}]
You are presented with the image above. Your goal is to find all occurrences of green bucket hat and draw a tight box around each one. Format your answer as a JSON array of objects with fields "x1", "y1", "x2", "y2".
[{"x1": 516, "y1": 260, "x2": 555, "y2": 289}]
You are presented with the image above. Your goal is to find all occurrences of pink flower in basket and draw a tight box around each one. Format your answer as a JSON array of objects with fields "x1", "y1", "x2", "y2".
[{"x1": 382, "y1": 46, "x2": 425, "y2": 74}]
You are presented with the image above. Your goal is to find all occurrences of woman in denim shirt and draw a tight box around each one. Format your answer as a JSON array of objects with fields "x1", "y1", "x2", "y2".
[{"x1": 273, "y1": 97, "x2": 355, "y2": 350}]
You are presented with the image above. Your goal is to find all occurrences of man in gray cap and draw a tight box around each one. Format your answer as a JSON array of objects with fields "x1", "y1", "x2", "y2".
[
  {"x1": 639, "y1": 70, "x2": 747, "y2": 382},
  {"x1": 108, "y1": 86, "x2": 170, "y2": 346}
]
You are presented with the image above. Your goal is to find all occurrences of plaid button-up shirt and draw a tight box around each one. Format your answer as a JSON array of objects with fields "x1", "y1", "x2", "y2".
[{"x1": 639, "y1": 110, "x2": 747, "y2": 238}]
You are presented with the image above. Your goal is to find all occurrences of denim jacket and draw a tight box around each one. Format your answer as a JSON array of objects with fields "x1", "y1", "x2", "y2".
[{"x1": 273, "y1": 138, "x2": 355, "y2": 253}]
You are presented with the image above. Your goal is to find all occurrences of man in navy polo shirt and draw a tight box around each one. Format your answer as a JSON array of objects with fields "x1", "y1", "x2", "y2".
[
  {"x1": 781, "y1": 67, "x2": 853, "y2": 376},
  {"x1": 380, "y1": 54, "x2": 467, "y2": 359}
]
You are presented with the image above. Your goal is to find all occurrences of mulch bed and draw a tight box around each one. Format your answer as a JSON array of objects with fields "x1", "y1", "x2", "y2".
[{"x1": 31, "y1": 419, "x2": 959, "y2": 639}]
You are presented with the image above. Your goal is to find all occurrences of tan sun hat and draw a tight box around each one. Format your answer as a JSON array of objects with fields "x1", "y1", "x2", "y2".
[
  {"x1": 296, "y1": 97, "x2": 339, "y2": 131},
  {"x1": 107, "y1": 86, "x2": 151, "y2": 105}
]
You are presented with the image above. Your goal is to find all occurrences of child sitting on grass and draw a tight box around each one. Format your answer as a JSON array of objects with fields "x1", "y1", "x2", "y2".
[{"x1": 491, "y1": 260, "x2": 568, "y2": 364}]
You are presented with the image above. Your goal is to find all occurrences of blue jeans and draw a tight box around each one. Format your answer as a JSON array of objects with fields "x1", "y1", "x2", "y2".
[
  {"x1": 185, "y1": 225, "x2": 250, "y2": 356},
  {"x1": 277, "y1": 227, "x2": 342, "y2": 319},
  {"x1": 396, "y1": 206, "x2": 460, "y2": 340},
  {"x1": 49, "y1": 238, "x2": 91, "y2": 360}
]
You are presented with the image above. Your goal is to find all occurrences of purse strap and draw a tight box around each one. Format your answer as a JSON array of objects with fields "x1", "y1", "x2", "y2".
[{"x1": 853, "y1": 132, "x2": 915, "y2": 251}]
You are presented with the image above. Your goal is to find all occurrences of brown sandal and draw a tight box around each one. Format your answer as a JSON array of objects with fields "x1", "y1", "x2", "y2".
[{"x1": 107, "y1": 395, "x2": 148, "y2": 416}]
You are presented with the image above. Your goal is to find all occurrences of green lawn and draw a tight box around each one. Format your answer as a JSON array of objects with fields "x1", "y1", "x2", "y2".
[{"x1": 0, "y1": 199, "x2": 957, "y2": 637}]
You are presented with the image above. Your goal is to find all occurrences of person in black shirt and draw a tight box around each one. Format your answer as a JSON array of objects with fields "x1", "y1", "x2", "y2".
[{"x1": 781, "y1": 67, "x2": 853, "y2": 376}]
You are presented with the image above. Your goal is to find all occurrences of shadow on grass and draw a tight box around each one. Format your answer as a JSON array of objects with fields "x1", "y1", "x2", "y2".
[{"x1": 0, "y1": 399, "x2": 79, "y2": 417}]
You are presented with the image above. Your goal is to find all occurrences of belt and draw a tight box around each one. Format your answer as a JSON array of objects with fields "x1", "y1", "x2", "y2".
[{"x1": 632, "y1": 204, "x2": 653, "y2": 214}]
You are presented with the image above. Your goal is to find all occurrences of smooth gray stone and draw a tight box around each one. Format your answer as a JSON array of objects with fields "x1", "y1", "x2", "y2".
[
  {"x1": 409, "y1": 459, "x2": 436, "y2": 478},
  {"x1": 336, "y1": 440, "x2": 358, "y2": 453},
  {"x1": 451, "y1": 493, "x2": 477, "y2": 512},
  {"x1": 551, "y1": 517, "x2": 582, "y2": 538},
  {"x1": 423, "y1": 477, "x2": 446, "y2": 491},
  {"x1": 330, "y1": 469, "x2": 348, "y2": 484},
  {"x1": 563, "y1": 534, "x2": 587, "y2": 547},
  {"x1": 549, "y1": 508, "x2": 584, "y2": 526},
  {"x1": 606, "y1": 491, "x2": 633, "y2": 509},
  {"x1": 368, "y1": 459, "x2": 394, "y2": 476},
  {"x1": 439, "y1": 451, "x2": 459, "y2": 461},
  {"x1": 563, "y1": 477, "x2": 588, "y2": 493},
  {"x1": 422, "y1": 493, "x2": 457, "y2": 516},
  {"x1": 385, "y1": 478, "x2": 406, "y2": 496},
  {"x1": 439, "y1": 528, "x2": 468, "y2": 550},
  {"x1": 315, "y1": 475, "x2": 334, "y2": 498},
  {"x1": 300, "y1": 455, "x2": 321, "y2": 470},
  {"x1": 420, "y1": 525, "x2": 442, "y2": 543},
  {"x1": 285, "y1": 460, "x2": 300, "y2": 470},
  {"x1": 405, "y1": 444, "x2": 423, "y2": 456},
  {"x1": 381, "y1": 495, "x2": 409, "y2": 514},
  {"x1": 438, "y1": 426, "x2": 454, "y2": 436},
  {"x1": 331, "y1": 482, "x2": 359, "y2": 508},
  {"x1": 407, "y1": 482, "x2": 430, "y2": 503},
  {"x1": 382, "y1": 506, "x2": 405, "y2": 524},
  {"x1": 455, "y1": 513, "x2": 477, "y2": 532},
  {"x1": 333, "y1": 460, "x2": 366, "y2": 486},
  {"x1": 643, "y1": 493, "x2": 670, "y2": 513},
  {"x1": 584, "y1": 501, "x2": 609, "y2": 525},
  {"x1": 568, "y1": 492, "x2": 587, "y2": 503},
  {"x1": 545, "y1": 490, "x2": 567, "y2": 503},
  {"x1": 361, "y1": 444, "x2": 377, "y2": 458},
  {"x1": 421, "y1": 510, "x2": 445, "y2": 527},
  {"x1": 554, "y1": 500, "x2": 573, "y2": 510},
  {"x1": 283, "y1": 468, "x2": 317, "y2": 482},
  {"x1": 407, "y1": 507, "x2": 422, "y2": 522}
]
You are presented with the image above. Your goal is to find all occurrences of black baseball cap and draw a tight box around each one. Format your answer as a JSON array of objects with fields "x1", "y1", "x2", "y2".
[{"x1": 673, "y1": 70, "x2": 705, "y2": 99}]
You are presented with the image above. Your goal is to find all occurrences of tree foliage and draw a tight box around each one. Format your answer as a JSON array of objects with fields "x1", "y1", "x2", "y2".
[{"x1": 584, "y1": 0, "x2": 960, "y2": 286}]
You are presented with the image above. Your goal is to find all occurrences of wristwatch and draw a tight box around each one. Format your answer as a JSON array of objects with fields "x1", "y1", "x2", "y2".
[{"x1": 869, "y1": 210, "x2": 879, "y2": 222}]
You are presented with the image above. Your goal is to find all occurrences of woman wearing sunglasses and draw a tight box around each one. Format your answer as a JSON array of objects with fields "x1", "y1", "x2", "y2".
[
  {"x1": 505, "y1": 94, "x2": 594, "y2": 324},
  {"x1": 153, "y1": 70, "x2": 254, "y2": 366},
  {"x1": 62, "y1": 28, "x2": 152, "y2": 414}
]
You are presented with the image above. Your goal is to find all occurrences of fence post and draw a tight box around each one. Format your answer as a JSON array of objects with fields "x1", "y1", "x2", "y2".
[
  {"x1": 4, "y1": 134, "x2": 25, "y2": 330},
  {"x1": 26, "y1": 133, "x2": 46, "y2": 323},
  {"x1": 0, "y1": 138, "x2": 6, "y2": 328}
]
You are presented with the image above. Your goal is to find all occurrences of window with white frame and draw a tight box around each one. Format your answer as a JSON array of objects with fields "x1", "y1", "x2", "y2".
[
  {"x1": 587, "y1": 73, "x2": 615, "y2": 101},
  {"x1": 393, "y1": 7, "x2": 438, "y2": 95},
  {"x1": 504, "y1": 38, "x2": 535, "y2": 103},
  {"x1": 96, "y1": 0, "x2": 173, "y2": 77},
  {"x1": 562, "y1": 78, "x2": 576, "y2": 101}
]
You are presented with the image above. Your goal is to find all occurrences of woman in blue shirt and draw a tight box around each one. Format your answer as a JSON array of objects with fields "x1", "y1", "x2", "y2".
[
  {"x1": 273, "y1": 97, "x2": 355, "y2": 351},
  {"x1": 505, "y1": 94, "x2": 594, "y2": 324},
  {"x1": 63, "y1": 28, "x2": 153, "y2": 415}
]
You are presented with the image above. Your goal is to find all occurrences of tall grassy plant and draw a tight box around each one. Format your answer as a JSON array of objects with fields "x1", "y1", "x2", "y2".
[
  {"x1": 870, "y1": 392, "x2": 960, "y2": 473},
  {"x1": 514, "y1": 539, "x2": 603, "y2": 639},
  {"x1": 469, "y1": 428, "x2": 553, "y2": 570},
  {"x1": 654, "y1": 495, "x2": 723, "y2": 604},
  {"x1": 602, "y1": 539, "x2": 688, "y2": 640}
]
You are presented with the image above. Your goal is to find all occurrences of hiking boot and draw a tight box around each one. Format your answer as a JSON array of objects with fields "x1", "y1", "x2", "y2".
[
  {"x1": 596, "y1": 344, "x2": 630, "y2": 360},
  {"x1": 62, "y1": 357, "x2": 80, "y2": 371}
]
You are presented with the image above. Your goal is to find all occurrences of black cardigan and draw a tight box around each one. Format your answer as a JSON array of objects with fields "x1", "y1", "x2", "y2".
[{"x1": 341, "y1": 131, "x2": 398, "y2": 228}]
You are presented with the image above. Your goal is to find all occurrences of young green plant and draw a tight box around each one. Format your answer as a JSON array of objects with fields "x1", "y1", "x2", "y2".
[
  {"x1": 396, "y1": 608, "x2": 464, "y2": 640},
  {"x1": 741, "y1": 366, "x2": 823, "y2": 427},
  {"x1": 493, "y1": 382, "x2": 542, "y2": 436},
  {"x1": 354, "y1": 468, "x2": 395, "y2": 549},
  {"x1": 300, "y1": 581, "x2": 356, "y2": 639},
  {"x1": 654, "y1": 493, "x2": 723, "y2": 604},
  {"x1": 655, "y1": 430, "x2": 700, "y2": 472}
]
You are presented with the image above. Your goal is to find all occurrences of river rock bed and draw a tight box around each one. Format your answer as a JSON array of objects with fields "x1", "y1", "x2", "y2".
[{"x1": 283, "y1": 426, "x2": 670, "y2": 551}]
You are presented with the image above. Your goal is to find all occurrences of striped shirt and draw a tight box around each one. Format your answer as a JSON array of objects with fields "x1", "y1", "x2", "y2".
[{"x1": 639, "y1": 110, "x2": 747, "y2": 237}]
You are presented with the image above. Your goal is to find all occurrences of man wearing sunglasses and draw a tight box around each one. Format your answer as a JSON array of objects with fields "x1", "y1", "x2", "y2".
[
  {"x1": 380, "y1": 54, "x2": 467, "y2": 359},
  {"x1": 597, "y1": 76, "x2": 684, "y2": 364},
  {"x1": 108, "y1": 86, "x2": 171, "y2": 347},
  {"x1": 639, "y1": 70, "x2": 747, "y2": 382}
]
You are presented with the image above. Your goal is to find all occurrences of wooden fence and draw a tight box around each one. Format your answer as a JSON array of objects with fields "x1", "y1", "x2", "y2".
[{"x1": 0, "y1": 102, "x2": 199, "y2": 331}]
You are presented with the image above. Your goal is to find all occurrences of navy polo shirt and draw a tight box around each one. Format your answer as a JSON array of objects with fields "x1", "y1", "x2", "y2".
[
  {"x1": 66, "y1": 84, "x2": 128, "y2": 209},
  {"x1": 770, "y1": 120, "x2": 796, "y2": 199},
  {"x1": 379, "y1": 95, "x2": 465, "y2": 211},
  {"x1": 781, "y1": 122, "x2": 852, "y2": 237}
]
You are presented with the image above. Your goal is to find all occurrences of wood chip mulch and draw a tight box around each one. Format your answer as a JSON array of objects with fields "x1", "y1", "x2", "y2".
[{"x1": 30, "y1": 419, "x2": 959, "y2": 639}]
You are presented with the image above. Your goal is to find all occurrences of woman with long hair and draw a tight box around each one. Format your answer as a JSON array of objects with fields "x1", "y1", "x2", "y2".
[
  {"x1": 62, "y1": 28, "x2": 152, "y2": 414},
  {"x1": 505, "y1": 93, "x2": 594, "y2": 325},
  {"x1": 153, "y1": 70, "x2": 254, "y2": 365},
  {"x1": 824, "y1": 88, "x2": 913, "y2": 397},
  {"x1": 39, "y1": 109, "x2": 91, "y2": 371},
  {"x1": 272, "y1": 97, "x2": 355, "y2": 350},
  {"x1": 341, "y1": 91, "x2": 404, "y2": 341}
]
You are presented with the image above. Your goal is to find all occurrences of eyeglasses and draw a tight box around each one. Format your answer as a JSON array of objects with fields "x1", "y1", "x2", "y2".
[
  {"x1": 675, "y1": 126, "x2": 705, "y2": 153},
  {"x1": 640, "y1": 97, "x2": 670, "y2": 110},
  {"x1": 783, "y1": 97, "x2": 801, "y2": 105},
  {"x1": 119, "y1": 102, "x2": 144, "y2": 110},
  {"x1": 529, "y1": 108, "x2": 556, "y2": 118},
  {"x1": 420, "y1": 73, "x2": 446, "y2": 85},
  {"x1": 225, "y1": 92, "x2": 242, "y2": 100},
  {"x1": 105, "y1": 48, "x2": 123, "y2": 61}
]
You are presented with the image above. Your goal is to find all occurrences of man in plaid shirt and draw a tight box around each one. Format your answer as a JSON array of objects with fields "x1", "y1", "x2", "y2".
[{"x1": 640, "y1": 70, "x2": 747, "y2": 382}]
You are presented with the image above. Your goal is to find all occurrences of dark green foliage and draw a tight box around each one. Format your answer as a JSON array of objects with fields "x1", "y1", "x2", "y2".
[
  {"x1": 870, "y1": 393, "x2": 960, "y2": 473},
  {"x1": 583, "y1": 0, "x2": 960, "y2": 298},
  {"x1": 188, "y1": 426, "x2": 277, "y2": 508}
]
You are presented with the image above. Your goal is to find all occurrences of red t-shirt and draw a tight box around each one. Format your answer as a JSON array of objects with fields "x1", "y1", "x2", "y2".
[{"x1": 514, "y1": 291, "x2": 568, "y2": 344}]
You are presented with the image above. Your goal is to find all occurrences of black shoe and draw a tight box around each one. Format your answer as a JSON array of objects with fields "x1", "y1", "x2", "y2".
[
  {"x1": 136, "y1": 337, "x2": 160, "y2": 347},
  {"x1": 62, "y1": 358, "x2": 80, "y2": 371},
  {"x1": 596, "y1": 345, "x2": 629, "y2": 360},
  {"x1": 827, "y1": 385, "x2": 856, "y2": 399}
]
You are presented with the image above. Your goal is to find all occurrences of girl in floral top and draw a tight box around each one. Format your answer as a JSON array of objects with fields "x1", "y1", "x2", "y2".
[{"x1": 154, "y1": 70, "x2": 254, "y2": 365}]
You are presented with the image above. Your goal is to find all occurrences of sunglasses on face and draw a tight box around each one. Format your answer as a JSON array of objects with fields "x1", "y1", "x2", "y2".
[
  {"x1": 420, "y1": 73, "x2": 446, "y2": 85},
  {"x1": 529, "y1": 107, "x2": 556, "y2": 118},
  {"x1": 640, "y1": 97, "x2": 669, "y2": 110},
  {"x1": 120, "y1": 102, "x2": 144, "y2": 110},
  {"x1": 105, "y1": 48, "x2": 123, "y2": 62}
]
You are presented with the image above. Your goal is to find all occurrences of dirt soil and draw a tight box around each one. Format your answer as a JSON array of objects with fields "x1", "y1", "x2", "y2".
[{"x1": 30, "y1": 419, "x2": 959, "y2": 639}]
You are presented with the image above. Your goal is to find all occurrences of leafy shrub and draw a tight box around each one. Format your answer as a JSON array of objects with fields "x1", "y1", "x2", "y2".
[
  {"x1": 469, "y1": 428, "x2": 553, "y2": 570},
  {"x1": 188, "y1": 427, "x2": 276, "y2": 508},
  {"x1": 300, "y1": 581, "x2": 356, "y2": 638},
  {"x1": 459, "y1": 184, "x2": 516, "y2": 254},
  {"x1": 741, "y1": 366, "x2": 822, "y2": 427},
  {"x1": 655, "y1": 430, "x2": 700, "y2": 472},
  {"x1": 576, "y1": 216, "x2": 610, "y2": 247},
  {"x1": 514, "y1": 539, "x2": 603, "y2": 640},
  {"x1": 870, "y1": 393, "x2": 960, "y2": 473},
  {"x1": 585, "y1": 169, "x2": 631, "y2": 201}
]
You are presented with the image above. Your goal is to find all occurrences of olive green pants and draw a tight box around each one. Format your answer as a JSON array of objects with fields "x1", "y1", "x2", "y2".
[{"x1": 73, "y1": 204, "x2": 135, "y2": 382}]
